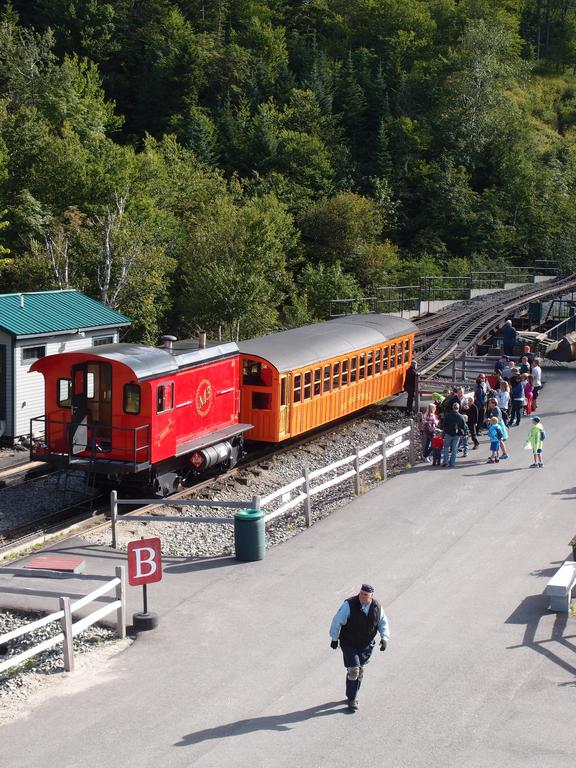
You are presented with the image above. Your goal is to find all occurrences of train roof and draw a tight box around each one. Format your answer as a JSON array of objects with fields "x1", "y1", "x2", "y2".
[
  {"x1": 64, "y1": 340, "x2": 239, "y2": 381},
  {"x1": 238, "y1": 314, "x2": 417, "y2": 372}
]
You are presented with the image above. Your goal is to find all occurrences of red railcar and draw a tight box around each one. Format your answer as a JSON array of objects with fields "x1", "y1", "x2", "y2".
[{"x1": 30, "y1": 339, "x2": 251, "y2": 494}]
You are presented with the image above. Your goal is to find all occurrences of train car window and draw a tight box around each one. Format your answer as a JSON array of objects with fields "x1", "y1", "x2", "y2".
[
  {"x1": 389, "y1": 344, "x2": 396, "y2": 369},
  {"x1": 157, "y1": 382, "x2": 174, "y2": 413},
  {"x1": 332, "y1": 362, "x2": 340, "y2": 389},
  {"x1": 304, "y1": 371, "x2": 312, "y2": 399},
  {"x1": 294, "y1": 374, "x2": 302, "y2": 403},
  {"x1": 314, "y1": 368, "x2": 321, "y2": 396},
  {"x1": 350, "y1": 357, "x2": 357, "y2": 383},
  {"x1": 374, "y1": 349, "x2": 381, "y2": 374},
  {"x1": 397, "y1": 343, "x2": 403, "y2": 366},
  {"x1": 124, "y1": 383, "x2": 141, "y2": 415},
  {"x1": 252, "y1": 392, "x2": 272, "y2": 410},
  {"x1": 367, "y1": 351, "x2": 373, "y2": 376},
  {"x1": 404, "y1": 339, "x2": 410, "y2": 363},
  {"x1": 57, "y1": 379, "x2": 72, "y2": 408},
  {"x1": 323, "y1": 365, "x2": 331, "y2": 393},
  {"x1": 341, "y1": 360, "x2": 349, "y2": 386},
  {"x1": 281, "y1": 377, "x2": 287, "y2": 406},
  {"x1": 382, "y1": 346, "x2": 389, "y2": 370},
  {"x1": 242, "y1": 359, "x2": 266, "y2": 385},
  {"x1": 86, "y1": 372, "x2": 95, "y2": 398},
  {"x1": 359, "y1": 354, "x2": 366, "y2": 380}
]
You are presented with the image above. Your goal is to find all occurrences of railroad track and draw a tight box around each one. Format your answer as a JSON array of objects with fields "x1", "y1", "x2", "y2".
[{"x1": 414, "y1": 274, "x2": 576, "y2": 377}]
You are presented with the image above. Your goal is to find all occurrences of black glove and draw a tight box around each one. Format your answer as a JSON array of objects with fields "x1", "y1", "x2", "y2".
[
  {"x1": 330, "y1": 639, "x2": 339, "y2": 650},
  {"x1": 380, "y1": 639, "x2": 387, "y2": 652}
]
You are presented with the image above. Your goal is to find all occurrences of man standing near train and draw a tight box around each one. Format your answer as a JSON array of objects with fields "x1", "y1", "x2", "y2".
[
  {"x1": 403, "y1": 360, "x2": 419, "y2": 415},
  {"x1": 329, "y1": 584, "x2": 390, "y2": 712}
]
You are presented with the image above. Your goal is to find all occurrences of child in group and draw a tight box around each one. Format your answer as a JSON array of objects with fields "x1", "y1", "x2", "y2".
[
  {"x1": 459, "y1": 414, "x2": 469, "y2": 457},
  {"x1": 527, "y1": 415, "x2": 545, "y2": 467},
  {"x1": 486, "y1": 416, "x2": 503, "y2": 464},
  {"x1": 431, "y1": 429, "x2": 444, "y2": 466},
  {"x1": 523, "y1": 374, "x2": 534, "y2": 415}
]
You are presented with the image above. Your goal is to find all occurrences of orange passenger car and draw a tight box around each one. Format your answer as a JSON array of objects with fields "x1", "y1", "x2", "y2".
[{"x1": 238, "y1": 314, "x2": 417, "y2": 442}]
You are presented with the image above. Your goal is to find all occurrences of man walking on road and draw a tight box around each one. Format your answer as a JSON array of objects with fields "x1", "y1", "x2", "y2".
[{"x1": 330, "y1": 584, "x2": 390, "y2": 712}]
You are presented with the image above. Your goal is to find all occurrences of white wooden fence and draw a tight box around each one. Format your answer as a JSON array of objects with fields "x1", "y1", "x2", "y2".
[
  {"x1": 260, "y1": 423, "x2": 416, "y2": 526},
  {"x1": 0, "y1": 566, "x2": 126, "y2": 674},
  {"x1": 107, "y1": 421, "x2": 418, "y2": 539}
]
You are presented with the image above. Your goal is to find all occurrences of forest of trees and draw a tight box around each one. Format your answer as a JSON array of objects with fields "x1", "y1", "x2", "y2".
[{"x1": 1, "y1": 1, "x2": 576, "y2": 341}]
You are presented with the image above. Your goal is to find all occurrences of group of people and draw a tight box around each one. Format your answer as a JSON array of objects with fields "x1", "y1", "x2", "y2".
[{"x1": 419, "y1": 354, "x2": 546, "y2": 468}]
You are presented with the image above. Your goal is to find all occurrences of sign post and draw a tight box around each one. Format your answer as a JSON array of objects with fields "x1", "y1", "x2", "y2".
[{"x1": 127, "y1": 537, "x2": 162, "y2": 632}]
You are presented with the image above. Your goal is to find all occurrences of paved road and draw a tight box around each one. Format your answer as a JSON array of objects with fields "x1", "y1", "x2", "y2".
[{"x1": 1, "y1": 367, "x2": 575, "y2": 768}]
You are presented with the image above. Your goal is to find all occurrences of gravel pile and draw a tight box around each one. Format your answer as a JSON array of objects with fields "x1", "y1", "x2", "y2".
[
  {"x1": 83, "y1": 408, "x2": 417, "y2": 557},
  {"x1": 0, "y1": 471, "x2": 95, "y2": 536},
  {"x1": 0, "y1": 609, "x2": 120, "y2": 717}
]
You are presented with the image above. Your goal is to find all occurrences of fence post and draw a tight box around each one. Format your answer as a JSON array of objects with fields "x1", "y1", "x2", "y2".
[
  {"x1": 354, "y1": 448, "x2": 361, "y2": 495},
  {"x1": 303, "y1": 468, "x2": 312, "y2": 527},
  {"x1": 409, "y1": 419, "x2": 416, "y2": 466},
  {"x1": 380, "y1": 434, "x2": 388, "y2": 482},
  {"x1": 110, "y1": 490, "x2": 118, "y2": 549},
  {"x1": 414, "y1": 377, "x2": 420, "y2": 414},
  {"x1": 60, "y1": 596, "x2": 74, "y2": 673},
  {"x1": 251, "y1": 494, "x2": 261, "y2": 511},
  {"x1": 115, "y1": 566, "x2": 126, "y2": 640}
]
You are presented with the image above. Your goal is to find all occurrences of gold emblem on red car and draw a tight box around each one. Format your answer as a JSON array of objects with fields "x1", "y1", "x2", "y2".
[{"x1": 196, "y1": 379, "x2": 213, "y2": 416}]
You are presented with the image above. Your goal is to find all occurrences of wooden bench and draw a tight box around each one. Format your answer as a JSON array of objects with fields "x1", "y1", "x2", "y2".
[{"x1": 545, "y1": 561, "x2": 576, "y2": 612}]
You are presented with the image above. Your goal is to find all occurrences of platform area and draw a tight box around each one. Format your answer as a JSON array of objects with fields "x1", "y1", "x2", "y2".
[{"x1": 1, "y1": 368, "x2": 575, "y2": 768}]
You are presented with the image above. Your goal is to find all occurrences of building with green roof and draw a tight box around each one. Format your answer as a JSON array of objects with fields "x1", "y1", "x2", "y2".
[{"x1": 0, "y1": 290, "x2": 130, "y2": 441}]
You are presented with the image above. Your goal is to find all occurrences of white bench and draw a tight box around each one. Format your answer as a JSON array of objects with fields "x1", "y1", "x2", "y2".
[{"x1": 545, "y1": 561, "x2": 576, "y2": 612}]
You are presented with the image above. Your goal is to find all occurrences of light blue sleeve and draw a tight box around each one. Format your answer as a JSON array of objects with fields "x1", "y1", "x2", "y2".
[
  {"x1": 329, "y1": 601, "x2": 350, "y2": 640},
  {"x1": 378, "y1": 606, "x2": 390, "y2": 641}
]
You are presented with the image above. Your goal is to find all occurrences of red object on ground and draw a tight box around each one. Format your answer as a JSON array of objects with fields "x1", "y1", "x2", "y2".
[
  {"x1": 24, "y1": 555, "x2": 86, "y2": 573},
  {"x1": 127, "y1": 538, "x2": 162, "y2": 586}
]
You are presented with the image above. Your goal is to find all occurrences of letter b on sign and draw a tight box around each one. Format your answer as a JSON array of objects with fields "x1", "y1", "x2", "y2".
[{"x1": 127, "y1": 538, "x2": 162, "y2": 586}]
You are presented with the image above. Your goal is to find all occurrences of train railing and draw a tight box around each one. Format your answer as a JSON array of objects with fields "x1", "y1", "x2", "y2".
[
  {"x1": 0, "y1": 567, "x2": 126, "y2": 674},
  {"x1": 30, "y1": 416, "x2": 151, "y2": 469}
]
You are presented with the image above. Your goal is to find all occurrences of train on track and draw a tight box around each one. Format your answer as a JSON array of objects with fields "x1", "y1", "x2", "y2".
[{"x1": 29, "y1": 314, "x2": 416, "y2": 495}]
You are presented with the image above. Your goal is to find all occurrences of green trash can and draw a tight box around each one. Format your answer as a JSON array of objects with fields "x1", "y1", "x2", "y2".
[{"x1": 234, "y1": 509, "x2": 266, "y2": 562}]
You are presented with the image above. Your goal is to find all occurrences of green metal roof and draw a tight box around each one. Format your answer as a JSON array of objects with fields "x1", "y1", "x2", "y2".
[{"x1": 0, "y1": 290, "x2": 131, "y2": 337}]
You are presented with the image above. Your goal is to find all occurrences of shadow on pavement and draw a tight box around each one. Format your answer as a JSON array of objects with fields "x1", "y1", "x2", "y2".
[
  {"x1": 175, "y1": 700, "x2": 349, "y2": 746},
  {"x1": 506, "y1": 593, "x2": 576, "y2": 678}
]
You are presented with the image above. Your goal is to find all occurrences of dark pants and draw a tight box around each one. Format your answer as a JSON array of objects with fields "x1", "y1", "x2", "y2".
[
  {"x1": 510, "y1": 399, "x2": 523, "y2": 425},
  {"x1": 405, "y1": 390, "x2": 415, "y2": 415},
  {"x1": 340, "y1": 641, "x2": 375, "y2": 701},
  {"x1": 503, "y1": 344, "x2": 514, "y2": 357},
  {"x1": 532, "y1": 386, "x2": 541, "y2": 408},
  {"x1": 423, "y1": 432, "x2": 433, "y2": 458},
  {"x1": 475, "y1": 406, "x2": 485, "y2": 432},
  {"x1": 468, "y1": 422, "x2": 480, "y2": 447},
  {"x1": 432, "y1": 447, "x2": 442, "y2": 464}
]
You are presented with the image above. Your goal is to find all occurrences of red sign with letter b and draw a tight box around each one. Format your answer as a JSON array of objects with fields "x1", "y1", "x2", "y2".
[{"x1": 127, "y1": 537, "x2": 163, "y2": 586}]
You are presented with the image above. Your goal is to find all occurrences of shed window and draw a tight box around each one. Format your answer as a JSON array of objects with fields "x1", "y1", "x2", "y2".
[
  {"x1": 294, "y1": 374, "x2": 302, "y2": 403},
  {"x1": 93, "y1": 335, "x2": 114, "y2": 347},
  {"x1": 314, "y1": 368, "x2": 321, "y2": 396},
  {"x1": 124, "y1": 384, "x2": 141, "y2": 415},
  {"x1": 252, "y1": 392, "x2": 272, "y2": 410},
  {"x1": 57, "y1": 379, "x2": 72, "y2": 408},
  {"x1": 404, "y1": 339, "x2": 410, "y2": 363},
  {"x1": 367, "y1": 352, "x2": 373, "y2": 377},
  {"x1": 157, "y1": 382, "x2": 174, "y2": 413},
  {"x1": 304, "y1": 371, "x2": 312, "y2": 400},
  {"x1": 341, "y1": 360, "x2": 349, "y2": 386},
  {"x1": 323, "y1": 365, "x2": 331, "y2": 393},
  {"x1": 22, "y1": 345, "x2": 46, "y2": 363},
  {"x1": 332, "y1": 362, "x2": 340, "y2": 389},
  {"x1": 375, "y1": 349, "x2": 381, "y2": 374},
  {"x1": 350, "y1": 357, "x2": 357, "y2": 383}
]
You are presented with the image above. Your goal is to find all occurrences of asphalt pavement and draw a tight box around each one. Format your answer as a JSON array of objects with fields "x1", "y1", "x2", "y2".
[{"x1": 1, "y1": 366, "x2": 575, "y2": 768}]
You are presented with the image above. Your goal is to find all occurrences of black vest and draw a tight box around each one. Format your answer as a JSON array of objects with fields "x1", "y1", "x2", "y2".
[{"x1": 339, "y1": 596, "x2": 380, "y2": 648}]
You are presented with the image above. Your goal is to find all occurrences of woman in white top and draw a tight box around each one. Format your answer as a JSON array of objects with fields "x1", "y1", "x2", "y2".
[
  {"x1": 531, "y1": 358, "x2": 542, "y2": 410},
  {"x1": 496, "y1": 380, "x2": 510, "y2": 424}
]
